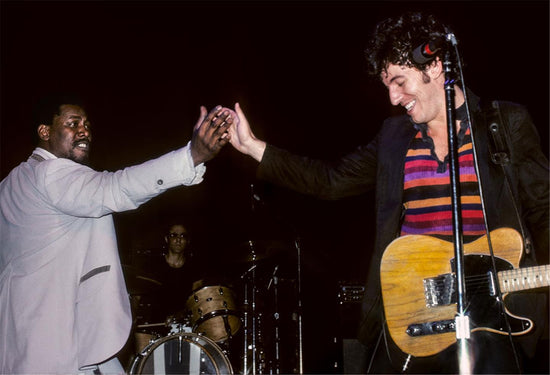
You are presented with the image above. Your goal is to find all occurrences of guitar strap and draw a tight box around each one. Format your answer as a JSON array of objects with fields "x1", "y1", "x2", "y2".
[
  {"x1": 485, "y1": 100, "x2": 533, "y2": 255},
  {"x1": 487, "y1": 101, "x2": 511, "y2": 166}
]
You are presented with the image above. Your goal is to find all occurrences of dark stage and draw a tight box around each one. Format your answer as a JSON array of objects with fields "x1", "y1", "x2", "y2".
[{"x1": 1, "y1": 1, "x2": 548, "y2": 373}]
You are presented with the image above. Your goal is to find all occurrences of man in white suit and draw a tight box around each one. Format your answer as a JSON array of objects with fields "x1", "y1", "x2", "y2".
[{"x1": 0, "y1": 95, "x2": 233, "y2": 374}]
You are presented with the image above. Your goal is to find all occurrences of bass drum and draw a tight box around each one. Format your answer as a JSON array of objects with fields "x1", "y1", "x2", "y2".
[{"x1": 129, "y1": 332, "x2": 233, "y2": 374}]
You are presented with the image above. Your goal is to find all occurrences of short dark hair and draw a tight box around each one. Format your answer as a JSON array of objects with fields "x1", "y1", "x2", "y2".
[
  {"x1": 32, "y1": 93, "x2": 87, "y2": 127},
  {"x1": 364, "y1": 12, "x2": 452, "y2": 79},
  {"x1": 31, "y1": 93, "x2": 87, "y2": 143},
  {"x1": 166, "y1": 222, "x2": 189, "y2": 233},
  {"x1": 164, "y1": 218, "x2": 193, "y2": 236}
]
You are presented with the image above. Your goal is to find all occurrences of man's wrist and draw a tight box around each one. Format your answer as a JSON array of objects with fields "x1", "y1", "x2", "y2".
[{"x1": 247, "y1": 139, "x2": 267, "y2": 162}]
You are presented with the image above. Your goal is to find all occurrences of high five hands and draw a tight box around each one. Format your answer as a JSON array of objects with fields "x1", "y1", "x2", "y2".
[
  {"x1": 190, "y1": 103, "x2": 266, "y2": 166},
  {"x1": 190, "y1": 105, "x2": 233, "y2": 166},
  {"x1": 228, "y1": 103, "x2": 266, "y2": 162}
]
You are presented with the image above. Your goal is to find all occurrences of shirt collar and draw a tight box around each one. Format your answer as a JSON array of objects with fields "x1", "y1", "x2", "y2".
[
  {"x1": 32, "y1": 147, "x2": 57, "y2": 161},
  {"x1": 412, "y1": 101, "x2": 470, "y2": 134}
]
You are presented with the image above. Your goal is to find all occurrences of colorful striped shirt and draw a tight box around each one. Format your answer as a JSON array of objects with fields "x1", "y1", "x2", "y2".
[{"x1": 400, "y1": 121, "x2": 486, "y2": 243}]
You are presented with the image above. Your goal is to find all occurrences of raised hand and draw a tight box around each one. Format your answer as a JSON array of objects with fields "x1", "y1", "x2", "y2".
[
  {"x1": 228, "y1": 103, "x2": 266, "y2": 162},
  {"x1": 190, "y1": 105, "x2": 233, "y2": 166}
]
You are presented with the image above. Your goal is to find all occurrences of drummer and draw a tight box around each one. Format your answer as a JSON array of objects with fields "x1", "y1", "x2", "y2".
[{"x1": 146, "y1": 220, "x2": 205, "y2": 325}]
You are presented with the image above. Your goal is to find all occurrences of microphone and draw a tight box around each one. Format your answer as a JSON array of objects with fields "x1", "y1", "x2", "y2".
[{"x1": 412, "y1": 37, "x2": 446, "y2": 64}]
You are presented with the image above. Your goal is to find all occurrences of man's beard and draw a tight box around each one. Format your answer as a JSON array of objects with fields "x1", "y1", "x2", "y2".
[{"x1": 68, "y1": 148, "x2": 91, "y2": 166}]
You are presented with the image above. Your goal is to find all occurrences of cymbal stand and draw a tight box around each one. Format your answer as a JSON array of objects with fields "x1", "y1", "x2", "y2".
[
  {"x1": 267, "y1": 265, "x2": 281, "y2": 374},
  {"x1": 294, "y1": 238, "x2": 304, "y2": 374},
  {"x1": 240, "y1": 248, "x2": 252, "y2": 375},
  {"x1": 251, "y1": 241, "x2": 258, "y2": 375},
  {"x1": 241, "y1": 240, "x2": 262, "y2": 375}
]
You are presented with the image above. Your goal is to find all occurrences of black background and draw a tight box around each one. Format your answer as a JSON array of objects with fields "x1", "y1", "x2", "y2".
[{"x1": 1, "y1": 1, "x2": 548, "y2": 372}]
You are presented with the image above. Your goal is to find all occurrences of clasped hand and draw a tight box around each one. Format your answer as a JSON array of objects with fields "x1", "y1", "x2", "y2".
[{"x1": 190, "y1": 105, "x2": 234, "y2": 166}]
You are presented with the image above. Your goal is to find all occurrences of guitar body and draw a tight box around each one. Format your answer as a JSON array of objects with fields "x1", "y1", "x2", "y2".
[{"x1": 380, "y1": 228, "x2": 531, "y2": 357}]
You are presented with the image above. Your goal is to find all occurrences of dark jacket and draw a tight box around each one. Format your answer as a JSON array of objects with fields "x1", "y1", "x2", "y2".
[{"x1": 257, "y1": 94, "x2": 549, "y2": 363}]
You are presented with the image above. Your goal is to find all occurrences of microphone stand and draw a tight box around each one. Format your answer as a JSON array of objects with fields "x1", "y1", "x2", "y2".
[{"x1": 442, "y1": 33, "x2": 472, "y2": 374}]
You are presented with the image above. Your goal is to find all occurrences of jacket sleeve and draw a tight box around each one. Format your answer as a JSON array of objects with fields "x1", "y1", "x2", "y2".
[
  {"x1": 257, "y1": 140, "x2": 378, "y2": 200},
  {"x1": 504, "y1": 102, "x2": 549, "y2": 264},
  {"x1": 38, "y1": 144, "x2": 205, "y2": 218}
]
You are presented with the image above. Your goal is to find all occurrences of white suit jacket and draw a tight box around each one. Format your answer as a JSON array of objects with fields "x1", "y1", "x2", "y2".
[{"x1": 0, "y1": 145, "x2": 205, "y2": 373}]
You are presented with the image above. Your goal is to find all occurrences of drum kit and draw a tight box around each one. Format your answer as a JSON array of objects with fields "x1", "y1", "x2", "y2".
[
  {"x1": 129, "y1": 283, "x2": 239, "y2": 374},
  {"x1": 124, "y1": 238, "x2": 304, "y2": 375}
]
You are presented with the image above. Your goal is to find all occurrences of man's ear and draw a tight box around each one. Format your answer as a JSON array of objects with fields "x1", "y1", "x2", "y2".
[
  {"x1": 37, "y1": 124, "x2": 50, "y2": 141},
  {"x1": 428, "y1": 58, "x2": 444, "y2": 79}
]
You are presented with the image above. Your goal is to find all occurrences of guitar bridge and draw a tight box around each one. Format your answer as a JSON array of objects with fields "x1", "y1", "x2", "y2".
[{"x1": 424, "y1": 273, "x2": 456, "y2": 307}]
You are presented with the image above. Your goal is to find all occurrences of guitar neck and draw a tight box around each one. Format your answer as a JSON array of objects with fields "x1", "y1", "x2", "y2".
[{"x1": 498, "y1": 264, "x2": 550, "y2": 293}]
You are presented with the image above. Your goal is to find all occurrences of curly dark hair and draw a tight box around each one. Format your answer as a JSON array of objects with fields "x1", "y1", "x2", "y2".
[{"x1": 364, "y1": 12, "x2": 452, "y2": 78}]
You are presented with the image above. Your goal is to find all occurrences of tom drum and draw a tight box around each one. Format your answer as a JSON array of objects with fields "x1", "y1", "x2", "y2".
[{"x1": 186, "y1": 285, "x2": 241, "y2": 342}]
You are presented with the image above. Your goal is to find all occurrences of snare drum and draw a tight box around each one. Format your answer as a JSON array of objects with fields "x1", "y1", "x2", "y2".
[
  {"x1": 134, "y1": 331, "x2": 159, "y2": 354},
  {"x1": 129, "y1": 332, "x2": 233, "y2": 374},
  {"x1": 186, "y1": 285, "x2": 241, "y2": 342}
]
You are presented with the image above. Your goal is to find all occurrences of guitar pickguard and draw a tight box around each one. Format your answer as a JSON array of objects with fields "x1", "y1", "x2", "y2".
[
  {"x1": 409, "y1": 254, "x2": 531, "y2": 338},
  {"x1": 457, "y1": 255, "x2": 530, "y2": 333}
]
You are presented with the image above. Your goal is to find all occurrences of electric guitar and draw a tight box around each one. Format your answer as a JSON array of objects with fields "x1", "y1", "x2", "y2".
[{"x1": 380, "y1": 228, "x2": 549, "y2": 357}]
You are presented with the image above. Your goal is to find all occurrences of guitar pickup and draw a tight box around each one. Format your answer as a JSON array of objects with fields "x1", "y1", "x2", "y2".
[
  {"x1": 406, "y1": 319, "x2": 456, "y2": 337},
  {"x1": 424, "y1": 273, "x2": 456, "y2": 307}
]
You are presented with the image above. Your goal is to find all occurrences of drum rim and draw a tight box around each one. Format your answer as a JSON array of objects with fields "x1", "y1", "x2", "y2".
[
  {"x1": 187, "y1": 285, "x2": 236, "y2": 302},
  {"x1": 129, "y1": 331, "x2": 233, "y2": 374},
  {"x1": 193, "y1": 309, "x2": 242, "y2": 327}
]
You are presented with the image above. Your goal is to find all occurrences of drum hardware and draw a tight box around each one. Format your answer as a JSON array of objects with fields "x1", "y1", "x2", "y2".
[
  {"x1": 269, "y1": 265, "x2": 280, "y2": 374},
  {"x1": 236, "y1": 237, "x2": 305, "y2": 375},
  {"x1": 240, "y1": 240, "x2": 262, "y2": 375},
  {"x1": 134, "y1": 314, "x2": 193, "y2": 354},
  {"x1": 168, "y1": 318, "x2": 193, "y2": 335},
  {"x1": 293, "y1": 238, "x2": 304, "y2": 375},
  {"x1": 222, "y1": 314, "x2": 234, "y2": 341},
  {"x1": 186, "y1": 285, "x2": 241, "y2": 343},
  {"x1": 129, "y1": 332, "x2": 233, "y2": 374},
  {"x1": 240, "y1": 264, "x2": 257, "y2": 278},
  {"x1": 134, "y1": 330, "x2": 162, "y2": 356},
  {"x1": 241, "y1": 241, "x2": 293, "y2": 375},
  {"x1": 229, "y1": 184, "x2": 305, "y2": 374}
]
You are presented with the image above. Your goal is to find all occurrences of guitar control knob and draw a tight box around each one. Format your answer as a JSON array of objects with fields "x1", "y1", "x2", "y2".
[
  {"x1": 433, "y1": 322, "x2": 448, "y2": 332},
  {"x1": 406, "y1": 325, "x2": 423, "y2": 336}
]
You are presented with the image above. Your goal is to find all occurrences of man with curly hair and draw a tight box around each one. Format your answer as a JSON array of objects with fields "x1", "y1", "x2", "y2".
[{"x1": 229, "y1": 11, "x2": 548, "y2": 374}]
